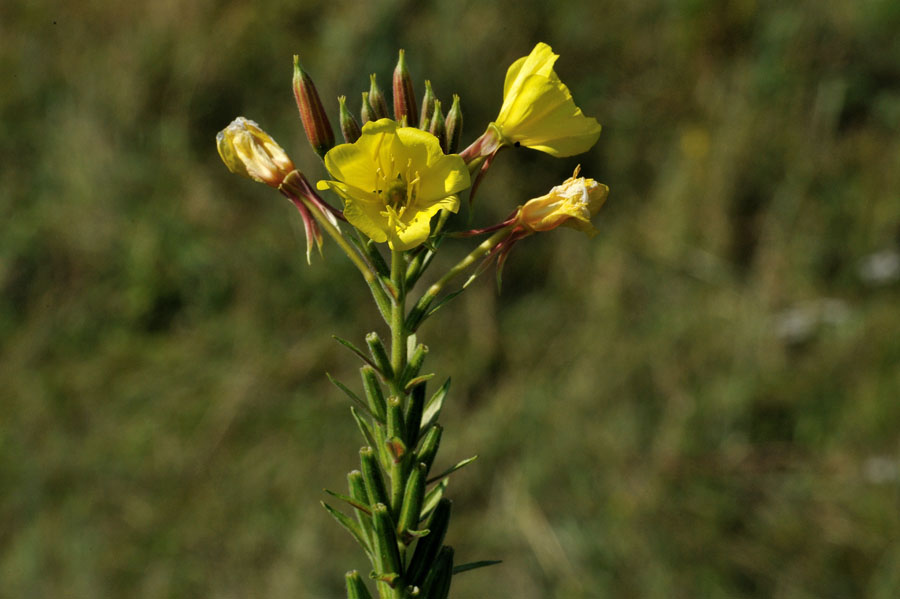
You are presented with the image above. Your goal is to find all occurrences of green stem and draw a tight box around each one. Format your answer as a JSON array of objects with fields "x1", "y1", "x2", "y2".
[
  {"x1": 408, "y1": 227, "x2": 512, "y2": 330},
  {"x1": 390, "y1": 250, "x2": 407, "y2": 381}
]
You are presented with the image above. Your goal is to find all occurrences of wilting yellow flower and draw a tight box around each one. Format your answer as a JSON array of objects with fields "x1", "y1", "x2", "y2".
[
  {"x1": 216, "y1": 117, "x2": 295, "y2": 187},
  {"x1": 515, "y1": 166, "x2": 608, "y2": 234},
  {"x1": 492, "y1": 42, "x2": 602, "y2": 158},
  {"x1": 317, "y1": 118, "x2": 470, "y2": 251}
]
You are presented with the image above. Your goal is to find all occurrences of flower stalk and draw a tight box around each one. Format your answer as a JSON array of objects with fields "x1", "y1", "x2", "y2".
[{"x1": 216, "y1": 41, "x2": 608, "y2": 599}]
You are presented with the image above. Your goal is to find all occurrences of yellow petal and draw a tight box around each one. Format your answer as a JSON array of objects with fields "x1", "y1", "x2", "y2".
[
  {"x1": 501, "y1": 42, "x2": 558, "y2": 113},
  {"x1": 496, "y1": 75, "x2": 601, "y2": 157},
  {"x1": 344, "y1": 197, "x2": 389, "y2": 244}
]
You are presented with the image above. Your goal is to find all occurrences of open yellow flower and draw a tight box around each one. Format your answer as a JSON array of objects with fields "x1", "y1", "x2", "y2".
[
  {"x1": 317, "y1": 118, "x2": 470, "y2": 251},
  {"x1": 492, "y1": 42, "x2": 602, "y2": 158},
  {"x1": 515, "y1": 166, "x2": 609, "y2": 235}
]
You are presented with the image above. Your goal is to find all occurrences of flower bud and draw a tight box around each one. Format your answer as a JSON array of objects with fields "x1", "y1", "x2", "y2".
[
  {"x1": 392, "y1": 49, "x2": 417, "y2": 127},
  {"x1": 360, "y1": 91, "x2": 376, "y2": 125},
  {"x1": 338, "y1": 95, "x2": 362, "y2": 143},
  {"x1": 292, "y1": 55, "x2": 335, "y2": 158},
  {"x1": 445, "y1": 94, "x2": 463, "y2": 154},
  {"x1": 515, "y1": 166, "x2": 609, "y2": 234},
  {"x1": 216, "y1": 117, "x2": 295, "y2": 187},
  {"x1": 368, "y1": 74, "x2": 390, "y2": 120},
  {"x1": 419, "y1": 80, "x2": 436, "y2": 131},
  {"x1": 428, "y1": 99, "x2": 447, "y2": 153}
]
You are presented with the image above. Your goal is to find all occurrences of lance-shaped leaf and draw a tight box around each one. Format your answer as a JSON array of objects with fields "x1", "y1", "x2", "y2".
[
  {"x1": 371, "y1": 503, "x2": 403, "y2": 582},
  {"x1": 453, "y1": 560, "x2": 503, "y2": 575},
  {"x1": 427, "y1": 456, "x2": 478, "y2": 485},
  {"x1": 407, "y1": 498, "x2": 452, "y2": 586},
  {"x1": 420, "y1": 377, "x2": 450, "y2": 432},
  {"x1": 400, "y1": 343, "x2": 428, "y2": 386},
  {"x1": 345, "y1": 570, "x2": 374, "y2": 599},
  {"x1": 415, "y1": 424, "x2": 442, "y2": 475},
  {"x1": 359, "y1": 446, "x2": 391, "y2": 507},
  {"x1": 397, "y1": 463, "x2": 427, "y2": 544},
  {"x1": 420, "y1": 479, "x2": 448, "y2": 521},
  {"x1": 351, "y1": 407, "x2": 378, "y2": 450},
  {"x1": 420, "y1": 546, "x2": 454, "y2": 599},
  {"x1": 333, "y1": 335, "x2": 377, "y2": 368},
  {"x1": 322, "y1": 501, "x2": 370, "y2": 554},
  {"x1": 329, "y1": 374, "x2": 380, "y2": 423}
]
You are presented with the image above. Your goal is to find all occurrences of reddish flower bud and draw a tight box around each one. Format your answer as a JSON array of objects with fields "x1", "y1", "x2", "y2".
[
  {"x1": 392, "y1": 49, "x2": 417, "y2": 127},
  {"x1": 428, "y1": 99, "x2": 447, "y2": 153},
  {"x1": 445, "y1": 94, "x2": 463, "y2": 154},
  {"x1": 419, "y1": 79, "x2": 436, "y2": 131},
  {"x1": 292, "y1": 55, "x2": 335, "y2": 159},
  {"x1": 368, "y1": 74, "x2": 390, "y2": 120}
]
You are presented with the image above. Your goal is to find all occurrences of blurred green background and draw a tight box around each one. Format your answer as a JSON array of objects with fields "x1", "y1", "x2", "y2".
[{"x1": 3, "y1": 0, "x2": 900, "y2": 597}]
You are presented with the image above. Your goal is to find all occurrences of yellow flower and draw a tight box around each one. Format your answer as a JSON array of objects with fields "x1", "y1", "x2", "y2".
[
  {"x1": 317, "y1": 118, "x2": 470, "y2": 251},
  {"x1": 492, "y1": 43, "x2": 602, "y2": 158},
  {"x1": 515, "y1": 166, "x2": 609, "y2": 235},
  {"x1": 216, "y1": 117, "x2": 295, "y2": 187}
]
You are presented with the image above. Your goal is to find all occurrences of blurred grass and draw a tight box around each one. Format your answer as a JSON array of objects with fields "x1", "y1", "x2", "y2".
[{"x1": 2, "y1": 0, "x2": 900, "y2": 597}]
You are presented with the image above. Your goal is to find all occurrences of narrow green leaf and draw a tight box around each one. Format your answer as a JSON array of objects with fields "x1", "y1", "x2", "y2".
[
  {"x1": 332, "y1": 335, "x2": 377, "y2": 369},
  {"x1": 322, "y1": 501, "x2": 370, "y2": 553},
  {"x1": 420, "y1": 377, "x2": 450, "y2": 431},
  {"x1": 329, "y1": 374, "x2": 381, "y2": 423},
  {"x1": 426, "y1": 455, "x2": 478, "y2": 485},
  {"x1": 324, "y1": 488, "x2": 372, "y2": 515},
  {"x1": 400, "y1": 343, "x2": 428, "y2": 386},
  {"x1": 351, "y1": 407, "x2": 378, "y2": 450},
  {"x1": 420, "y1": 479, "x2": 448, "y2": 521},
  {"x1": 452, "y1": 560, "x2": 502, "y2": 575},
  {"x1": 415, "y1": 424, "x2": 442, "y2": 475},
  {"x1": 424, "y1": 288, "x2": 465, "y2": 319}
]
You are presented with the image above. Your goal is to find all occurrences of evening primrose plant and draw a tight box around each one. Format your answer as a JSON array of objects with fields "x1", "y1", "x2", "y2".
[{"x1": 217, "y1": 42, "x2": 607, "y2": 599}]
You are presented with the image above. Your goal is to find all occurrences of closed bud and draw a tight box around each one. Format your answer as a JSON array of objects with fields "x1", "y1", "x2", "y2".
[
  {"x1": 368, "y1": 74, "x2": 390, "y2": 120},
  {"x1": 292, "y1": 55, "x2": 335, "y2": 158},
  {"x1": 216, "y1": 117, "x2": 295, "y2": 187},
  {"x1": 360, "y1": 91, "x2": 377, "y2": 125},
  {"x1": 338, "y1": 95, "x2": 362, "y2": 143},
  {"x1": 419, "y1": 80, "x2": 436, "y2": 131},
  {"x1": 429, "y1": 100, "x2": 447, "y2": 153},
  {"x1": 392, "y1": 49, "x2": 418, "y2": 127},
  {"x1": 445, "y1": 94, "x2": 463, "y2": 154}
]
